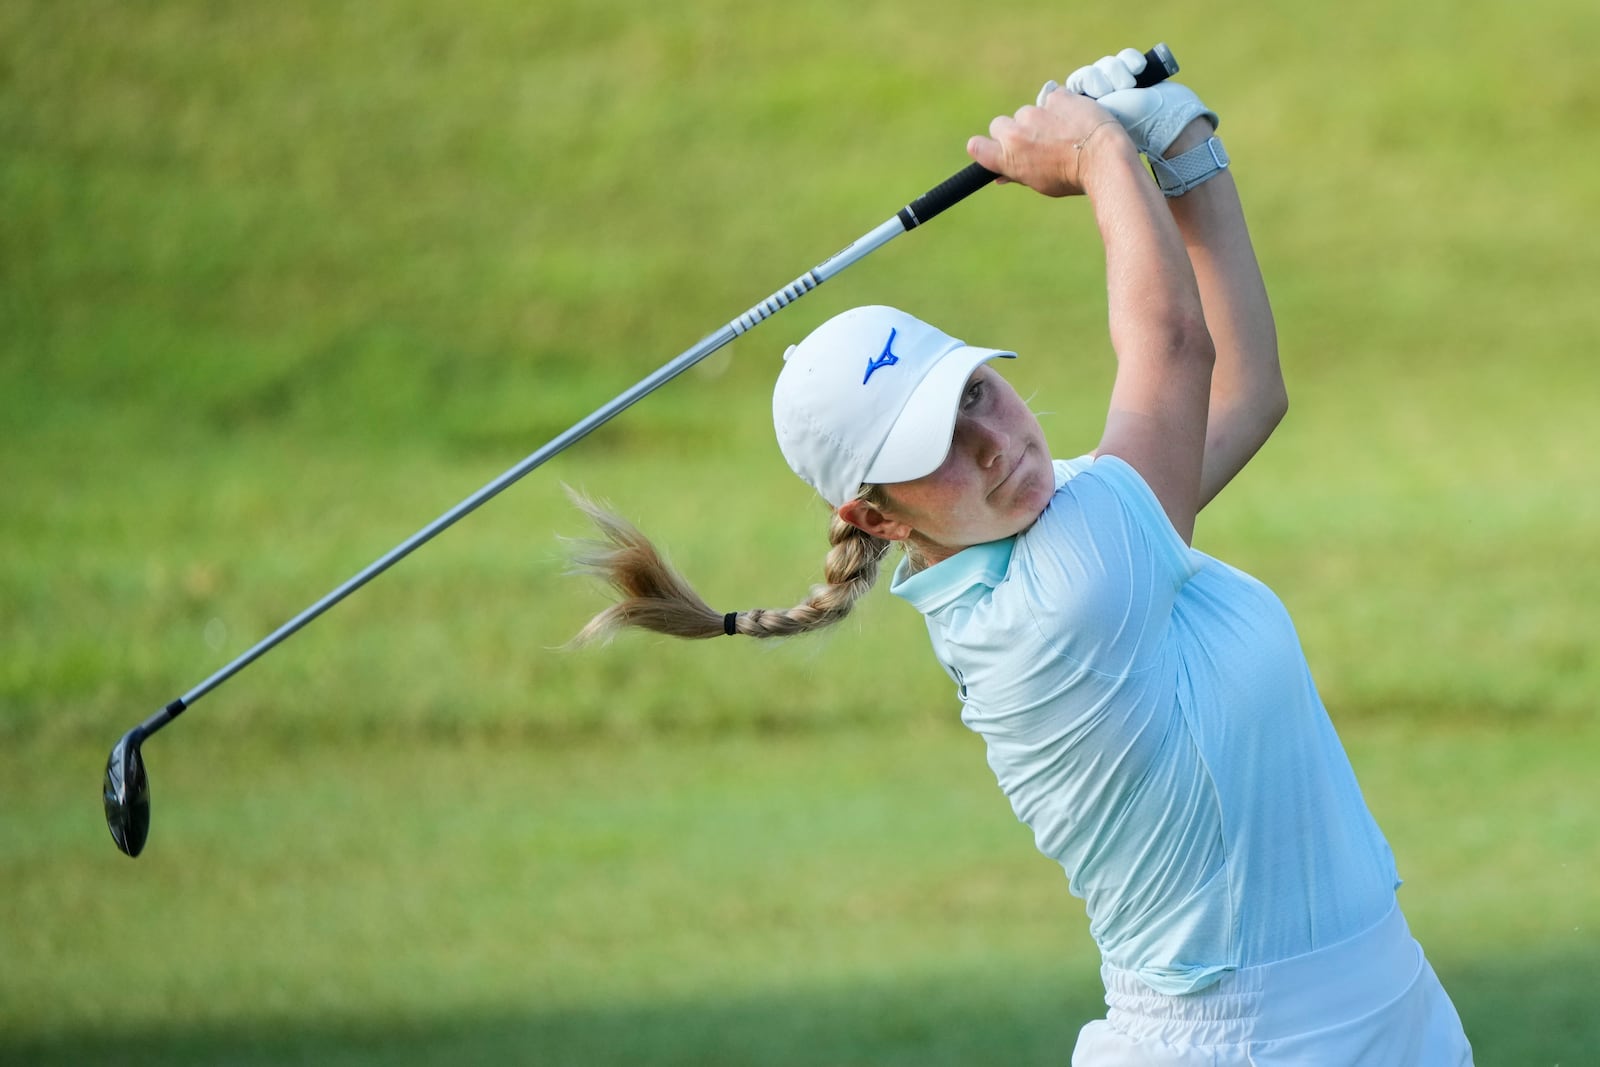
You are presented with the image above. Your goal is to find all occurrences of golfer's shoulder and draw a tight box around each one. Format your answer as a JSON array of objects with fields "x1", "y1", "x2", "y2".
[
  {"x1": 1019, "y1": 455, "x2": 1200, "y2": 606},
  {"x1": 1040, "y1": 454, "x2": 1182, "y2": 550}
]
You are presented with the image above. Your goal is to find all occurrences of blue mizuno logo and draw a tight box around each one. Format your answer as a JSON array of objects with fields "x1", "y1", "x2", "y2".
[{"x1": 863, "y1": 328, "x2": 900, "y2": 384}]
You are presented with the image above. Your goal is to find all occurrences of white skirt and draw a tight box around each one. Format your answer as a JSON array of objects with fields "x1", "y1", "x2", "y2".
[{"x1": 1073, "y1": 903, "x2": 1473, "y2": 1065}]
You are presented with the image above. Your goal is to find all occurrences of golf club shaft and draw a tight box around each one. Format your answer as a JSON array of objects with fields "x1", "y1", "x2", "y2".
[
  {"x1": 148, "y1": 44, "x2": 1178, "y2": 732},
  {"x1": 157, "y1": 190, "x2": 963, "y2": 723}
]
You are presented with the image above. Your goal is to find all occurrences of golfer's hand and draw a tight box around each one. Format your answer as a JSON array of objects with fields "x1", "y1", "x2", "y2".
[
  {"x1": 1045, "y1": 49, "x2": 1217, "y2": 160},
  {"x1": 967, "y1": 92, "x2": 1130, "y2": 198}
]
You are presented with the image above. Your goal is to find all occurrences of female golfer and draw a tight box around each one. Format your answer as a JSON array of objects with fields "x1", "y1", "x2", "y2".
[{"x1": 572, "y1": 49, "x2": 1472, "y2": 1064}]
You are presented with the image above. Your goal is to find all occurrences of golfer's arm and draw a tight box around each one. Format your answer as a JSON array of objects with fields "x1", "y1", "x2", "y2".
[
  {"x1": 1088, "y1": 134, "x2": 1215, "y2": 545},
  {"x1": 1163, "y1": 122, "x2": 1286, "y2": 509}
]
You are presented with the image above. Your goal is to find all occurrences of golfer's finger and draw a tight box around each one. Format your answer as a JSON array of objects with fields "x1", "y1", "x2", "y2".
[
  {"x1": 1068, "y1": 65, "x2": 1115, "y2": 98},
  {"x1": 1094, "y1": 53, "x2": 1138, "y2": 92},
  {"x1": 1114, "y1": 46, "x2": 1148, "y2": 76},
  {"x1": 966, "y1": 134, "x2": 1011, "y2": 183}
]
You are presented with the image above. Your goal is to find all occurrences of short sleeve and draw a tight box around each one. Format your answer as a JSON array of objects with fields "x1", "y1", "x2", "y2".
[{"x1": 1014, "y1": 455, "x2": 1201, "y2": 675}]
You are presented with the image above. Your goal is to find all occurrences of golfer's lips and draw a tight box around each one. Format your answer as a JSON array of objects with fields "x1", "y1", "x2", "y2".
[{"x1": 988, "y1": 444, "x2": 1028, "y2": 499}]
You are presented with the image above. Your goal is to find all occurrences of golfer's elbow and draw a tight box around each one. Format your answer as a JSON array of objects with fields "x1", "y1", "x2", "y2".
[
  {"x1": 1236, "y1": 333, "x2": 1288, "y2": 443},
  {"x1": 1263, "y1": 374, "x2": 1289, "y2": 430},
  {"x1": 1120, "y1": 306, "x2": 1216, "y2": 374},
  {"x1": 1172, "y1": 311, "x2": 1218, "y2": 381},
  {"x1": 1242, "y1": 375, "x2": 1288, "y2": 454}
]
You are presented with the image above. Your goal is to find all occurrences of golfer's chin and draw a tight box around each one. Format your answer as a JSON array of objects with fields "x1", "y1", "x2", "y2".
[{"x1": 997, "y1": 452, "x2": 1055, "y2": 530}]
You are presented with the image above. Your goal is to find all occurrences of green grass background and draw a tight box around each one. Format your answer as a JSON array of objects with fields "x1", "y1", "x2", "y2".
[{"x1": 3, "y1": 1, "x2": 1597, "y2": 1063}]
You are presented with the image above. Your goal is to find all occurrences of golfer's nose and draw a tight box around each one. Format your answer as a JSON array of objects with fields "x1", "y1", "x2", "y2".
[{"x1": 961, "y1": 417, "x2": 1009, "y2": 469}]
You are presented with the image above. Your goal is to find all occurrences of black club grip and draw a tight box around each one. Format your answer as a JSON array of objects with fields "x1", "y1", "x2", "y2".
[{"x1": 897, "y1": 43, "x2": 1179, "y2": 230}]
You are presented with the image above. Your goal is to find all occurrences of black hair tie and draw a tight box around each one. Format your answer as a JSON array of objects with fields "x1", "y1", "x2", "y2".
[{"x1": 723, "y1": 612, "x2": 738, "y2": 636}]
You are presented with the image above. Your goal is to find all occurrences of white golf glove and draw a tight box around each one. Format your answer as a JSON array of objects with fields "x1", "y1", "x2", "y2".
[{"x1": 1038, "y1": 48, "x2": 1217, "y2": 161}]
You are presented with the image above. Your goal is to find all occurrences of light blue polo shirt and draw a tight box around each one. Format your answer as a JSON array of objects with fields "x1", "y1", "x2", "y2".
[{"x1": 889, "y1": 455, "x2": 1400, "y2": 995}]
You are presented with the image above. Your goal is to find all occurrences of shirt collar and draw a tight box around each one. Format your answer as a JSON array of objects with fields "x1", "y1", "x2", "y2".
[{"x1": 888, "y1": 537, "x2": 1015, "y2": 616}]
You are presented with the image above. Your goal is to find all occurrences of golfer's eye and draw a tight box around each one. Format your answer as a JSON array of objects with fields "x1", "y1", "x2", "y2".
[{"x1": 963, "y1": 379, "x2": 985, "y2": 410}]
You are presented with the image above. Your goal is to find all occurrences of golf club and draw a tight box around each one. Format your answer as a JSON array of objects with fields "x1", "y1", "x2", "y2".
[{"x1": 104, "y1": 44, "x2": 1179, "y2": 857}]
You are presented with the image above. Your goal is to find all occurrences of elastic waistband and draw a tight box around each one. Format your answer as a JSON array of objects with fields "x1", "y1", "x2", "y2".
[{"x1": 1100, "y1": 902, "x2": 1424, "y2": 1044}]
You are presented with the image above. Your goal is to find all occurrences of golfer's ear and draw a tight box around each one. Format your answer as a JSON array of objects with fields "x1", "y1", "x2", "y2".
[{"x1": 837, "y1": 499, "x2": 911, "y2": 542}]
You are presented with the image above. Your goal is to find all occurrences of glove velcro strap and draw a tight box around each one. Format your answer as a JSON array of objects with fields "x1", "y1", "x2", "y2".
[{"x1": 1149, "y1": 136, "x2": 1229, "y2": 197}]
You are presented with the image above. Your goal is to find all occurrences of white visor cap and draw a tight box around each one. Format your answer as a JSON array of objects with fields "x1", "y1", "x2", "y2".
[{"x1": 772, "y1": 306, "x2": 1015, "y2": 508}]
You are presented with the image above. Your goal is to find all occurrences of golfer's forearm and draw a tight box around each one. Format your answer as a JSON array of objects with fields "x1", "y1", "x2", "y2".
[
  {"x1": 1085, "y1": 136, "x2": 1210, "y2": 370},
  {"x1": 1164, "y1": 126, "x2": 1285, "y2": 505}
]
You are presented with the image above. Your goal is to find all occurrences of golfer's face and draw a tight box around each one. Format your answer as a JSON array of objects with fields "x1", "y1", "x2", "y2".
[{"x1": 880, "y1": 365, "x2": 1053, "y2": 564}]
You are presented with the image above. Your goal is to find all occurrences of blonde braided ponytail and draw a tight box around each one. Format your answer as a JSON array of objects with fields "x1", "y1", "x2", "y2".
[{"x1": 567, "y1": 487, "x2": 893, "y2": 645}]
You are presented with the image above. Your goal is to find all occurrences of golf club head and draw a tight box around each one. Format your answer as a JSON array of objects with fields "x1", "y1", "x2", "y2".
[{"x1": 104, "y1": 728, "x2": 151, "y2": 857}]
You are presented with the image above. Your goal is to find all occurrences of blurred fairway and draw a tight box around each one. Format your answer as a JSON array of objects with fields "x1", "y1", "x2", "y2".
[{"x1": 3, "y1": 1, "x2": 1597, "y2": 1063}]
